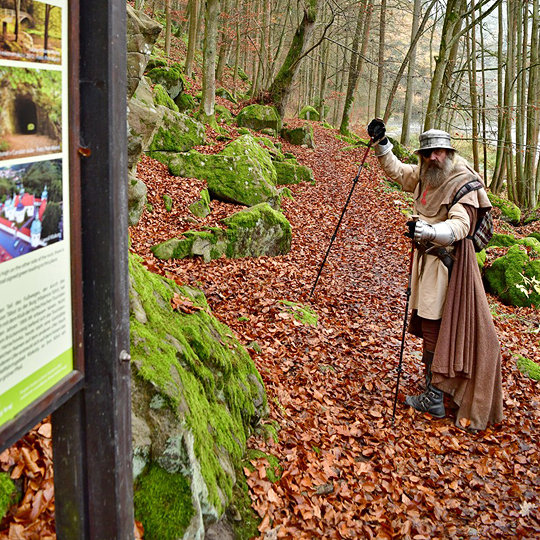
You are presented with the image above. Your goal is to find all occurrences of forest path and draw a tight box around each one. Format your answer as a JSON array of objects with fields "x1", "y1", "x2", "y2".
[{"x1": 130, "y1": 122, "x2": 540, "y2": 539}]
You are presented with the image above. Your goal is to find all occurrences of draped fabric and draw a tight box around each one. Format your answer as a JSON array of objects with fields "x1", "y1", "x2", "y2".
[{"x1": 430, "y1": 205, "x2": 504, "y2": 431}]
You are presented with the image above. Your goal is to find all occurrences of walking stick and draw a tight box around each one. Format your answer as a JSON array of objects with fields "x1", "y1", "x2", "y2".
[
  {"x1": 309, "y1": 139, "x2": 373, "y2": 298},
  {"x1": 392, "y1": 216, "x2": 419, "y2": 424}
]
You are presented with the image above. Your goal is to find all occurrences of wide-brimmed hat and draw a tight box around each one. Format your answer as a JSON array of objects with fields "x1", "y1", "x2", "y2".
[{"x1": 414, "y1": 129, "x2": 455, "y2": 154}]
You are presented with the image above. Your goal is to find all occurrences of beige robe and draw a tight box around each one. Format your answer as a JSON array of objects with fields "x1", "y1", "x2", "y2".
[{"x1": 378, "y1": 151, "x2": 490, "y2": 320}]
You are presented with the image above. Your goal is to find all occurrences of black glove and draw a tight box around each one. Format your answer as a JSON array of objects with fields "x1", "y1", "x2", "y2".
[
  {"x1": 405, "y1": 220, "x2": 417, "y2": 240},
  {"x1": 367, "y1": 118, "x2": 387, "y2": 144}
]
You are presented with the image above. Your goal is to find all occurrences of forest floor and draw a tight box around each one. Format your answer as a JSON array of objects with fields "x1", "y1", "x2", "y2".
[
  {"x1": 130, "y1": 121, "x2": 540, "y2": 539},
  {"x1": 1, "y1": 119, "x2": 539, "y2": 540}
]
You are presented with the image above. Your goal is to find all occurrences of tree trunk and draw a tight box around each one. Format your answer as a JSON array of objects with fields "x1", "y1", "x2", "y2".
[
  {"x1": 401, "y1": 0, "x2": 421, "y2": 146},
  {"x1": 165, "y1": 0, "x2": 172, "y2": 57},
  {"x1": 185, "y1": 0, "x2": 199, "y2": 77},
  {"x1": 44, "y1": 5, "x2": 52, "y2": 57},
  {"x1": 467, "y1": 0, "x2": 479, "y2": 172},
  {"x1": 14, "y1": 0, "x2": 21, "y2": 42},
  {"x1": 268, "y1": 0, "x2": 319, "y2": 117},
  {"x1": 200, "y1": 0, "x2": 220, "y2": 124},
  {"x1": 339, "y1": 0, "x2": 372, "y2": 134},
  {"x1": 374, "y1": 0, "x2": 386, "y2": 119}
]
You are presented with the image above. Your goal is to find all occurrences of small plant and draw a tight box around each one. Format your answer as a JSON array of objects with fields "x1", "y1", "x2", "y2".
[{"x1": 515, "y1": 273, "x2": 540, "y2": 299}]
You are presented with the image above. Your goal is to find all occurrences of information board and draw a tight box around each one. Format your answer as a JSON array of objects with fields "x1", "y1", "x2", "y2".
[{"x1": 0, "y1": 0, "x2": 73, "y2": 430}]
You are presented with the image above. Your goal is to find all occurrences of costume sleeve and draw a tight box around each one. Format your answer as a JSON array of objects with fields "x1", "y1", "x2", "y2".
[
  {"x1": 447, "y1": 203, "x2": 470, "y2": 241},
  {"x1": 377, "y1": 150, "x2": 419, "y2": 193}
]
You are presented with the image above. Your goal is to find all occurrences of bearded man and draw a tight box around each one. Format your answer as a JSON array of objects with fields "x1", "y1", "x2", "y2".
[{"x1": 367, "y1": 118, "x2": 503, "y2": 431}]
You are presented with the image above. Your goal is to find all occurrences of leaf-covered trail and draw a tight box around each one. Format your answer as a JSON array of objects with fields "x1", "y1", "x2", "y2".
[{"x1": 130, "y1": 123, "x2": 540, "y2": 539}]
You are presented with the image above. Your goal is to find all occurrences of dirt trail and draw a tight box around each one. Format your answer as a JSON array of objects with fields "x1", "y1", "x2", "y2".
[{"x1": 130, "y1": 122, "x2": 540, "y2": 539}]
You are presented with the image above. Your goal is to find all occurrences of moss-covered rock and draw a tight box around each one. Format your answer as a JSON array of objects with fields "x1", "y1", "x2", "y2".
[
  {"x1": 149, "y1": 109, "x2": 206, "y2": 153},
  {"x1": 130, "y1": 254, "x2": 268, "y2": 538},
  {"x1": 485, "y1": 244, "x2": 540, "y2": 307},
  {"x1": 476, "y1": 250, "x2": 487, "y2": 271},
  {"x1": 163, "y1": 193, "x2": 173, "y2": 212},
  {"x1": 147, "y1": 66, "x2": 185, "y2": 99},
  {"x1": 274, "y1": 161, "x2": 315, "y2": 185},
  {"x1": 515, "y1": 354, "x2": 540, "y2": 381},
  {"x1": 488, "y1": 233, "x2": 518, "y2": 248},
  {"x1": 488, "y1": 192, "x2": 521, "y2": 224},
  {"x1": 528, "y1": 232, "x2": 540, "y2": 242},
  {"x1": 154, "y1": 134, "x2": 280, "y2": 208},
  {"x1": 189, "y1": 189, "x2": 211, "y2": 218},
  {"x1": 281, "y1": 124, "x2": 315, "y2": 148},
  {"x1": 216, "y1": 87, "x2": 237, "y2": 104},
  {"x1": 144, "y1": 55, "x2": 167, "y2": 72},
  {"x1": 154, "y1": 83, "x2": 179, "y2": 112},
  {"x1": 174, "y1": 93, "x2": 197, "y2": 112},
  {"x1": 215, "y1": 104, "x2": 234, "y2": 123},
  {"x1": 152, "y1": 203, "x2": 292, "y2": 261},
  {"x1": 0, "y1": 472, "x2": 18, "y2": 522},
  {"x1": 255, "y1": 137, "x2": 285, "y2": 162},
  {"x1": 299, "y1": 106, "x2": 320, "y2": 121},
  {"x1": 236, "y1": 104, "x2": 282, "y2": 133},
  {"x1": 387, "y1": 136, "x2": 418, "y2": 164}
]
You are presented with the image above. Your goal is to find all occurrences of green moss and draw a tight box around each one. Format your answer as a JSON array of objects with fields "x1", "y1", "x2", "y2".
[
  {"x1": 236, "y1": 104, "x2": 282, "y2": 133},
  {"x1": 0, "y1": 472, "x2": 18, "y2": 521},
  {"x1": 145, "y1": 56, "x2": 167, "y2": 72},
  {"x1": 488, "y1": 233, "x2": 518, "y2": 248},
  {"x1": 216, "y1": 87, "x2": 238, "y2": 104},
  {"x1": 163, "y1": 194, "x2": 173, "y2": 212},
  {"x1": 215, "y1": 104, "x2": 234, "y2": 123},
  {"x1": 244, "y1": 449, "x2": 282, "y2": 483},
  {"x1": 274, "y1": 161, "x2": 314, "y2": 185},
  {"x1": 146, "y1": 66, "x2": 185, "y2": 98},
  {"x1": 518, "y1": 236, "x2": 540, "y2": 255},
  {"x1": 476, "y1": 250, "x2": 487, "y2": 271},
  {"x1": 174, "y1": 93, "x2": 197, "y2": 112},
  {"x1": 387, "y1": 136, "x2": 418, "y2": 164},
  {"x1": 189, "y1": 189, "x2": 211, "y2": 218},
  {"x1": 281, "y1": 124, "x2": 314, "y2": 147},
  {"x1": 149, "y1": 112, "x2": 205, "y2": 153},
  {"x1": 134, "y1": 464, "x2": 194, "y2": 540},
  {"x1": 488, "y1": 192, "x2": 521, "y2": 224},
  {"x1": 129, "y1": 255, "x2": 268, "y2": 513},
  {"x1": 528, "y1": 232, "x2": 540, "y2": 243},
  {"x1": 146, "y1": 203, "x2": 154, "y2": 213},
  {"x1": 278, "y1": 300, "x2": 318, "y2": 326},
  {"x1": 229, "y1": 467, "x2": 261, "y2": 540},
  {"x1": 299, "y1": 105, "x2": 320, "y2": 121},
  {"x1": 485, "y1": 245, "x2": 540, "y2": 307},
  {"x1": 153, "y1": 84, "x2": 179, "y2": 112},
  {"x1": 515, "y1": 354, "x2": 540, "y2": 381}
]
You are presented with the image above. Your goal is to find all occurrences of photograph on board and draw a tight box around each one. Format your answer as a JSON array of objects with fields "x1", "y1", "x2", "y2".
[
  {"x1": 0, "y1": 0, "x2": 62, "y2": 64},
  {"x1": 0, "y1": 159, "x2": 63, "y2": 264},
  {"x1": 0, "y1": 65, "x2": 62, "y2": 161}
]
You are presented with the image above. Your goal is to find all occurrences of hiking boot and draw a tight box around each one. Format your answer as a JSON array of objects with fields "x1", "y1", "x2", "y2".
[{"x1": 405, "y1": 385, "x2": 445, "y2": 418}]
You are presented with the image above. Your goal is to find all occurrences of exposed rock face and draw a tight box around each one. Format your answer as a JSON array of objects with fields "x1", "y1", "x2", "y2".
[
  {"x1": 127, "y1": 5, "x2": 162, "y2": 99},
  {"x1": 236, "y1": 104, "x2": 282, "y2": 134},
  {"x1": 146, "y1": 66, "x2": 185, "y2": 100},
  {"x1": 129, "y1": 254, "x2": 268, "y2": 540},
  {"x1": 281, "y1": 124, "x2": 315, "y2": 148},
  {"x1": 152, "y1": 203, "x2": 292, "y2": 262},
  {"x1": 150, "y1": 134, "x2": 281, "y2": 208},
  {"x1": 148, "y1": 108, "x2": 206, "y2": 153}
]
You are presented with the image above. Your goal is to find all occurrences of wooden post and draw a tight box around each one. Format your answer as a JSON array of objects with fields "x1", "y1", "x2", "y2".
[{"x1": 52, "y1": 0, "x2": 134, "y2": 538}]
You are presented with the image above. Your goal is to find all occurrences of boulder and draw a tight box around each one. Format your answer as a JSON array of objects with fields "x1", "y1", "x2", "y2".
[
  {"x1": 152, "y1": 134, "x2": 280, "y2": 207},
  {"x1": 175, "y1": 93, "x2": 198, "y2": 112},
  {"x1": 153, "y1": 84, "x2": 179, "y2": 112},
  {"x1": 274, "y1": 162, "x2": 314, "y2": 185},
  {"x1": 236, "y1": 105, "x2": 282, "y2": 133},
  {"x1": 152, "y1": 203, "x2": 292, "y2": 262},
  {"x1": 146, "y1": 66, "x2": 185, "y2": 100},
  {"x1": 144, "y1": 55, "x2": 167, "y2": 72},
  {"x1": 215, "y1": 104, "x2": 234, "y2": 124},
  {"x1": 488, "y1": 192, "x2": 521, "y2": 224},
  {"x1": 216, "y1": 87, "x2": 237, "y2": 104},
  {"x1": 128, "y1": 174, "x2": 148, "y2": 226},
  {"x1": 130, "y1": 254, "x2": 268, "y2": 539},
  {"x1": 485, "y1": 244, "x2": 540, "y2": 307},
  {"x1": 148, "y1": 109, "x2": 206, "y2": 153},
  {"x1": 281, "y1": 124, "x2": 315, "y2": 148},
  {"x1": 299, "y1": 105, "x2": 320, "y2": 121},
  {"x1": 127, "y1": 5, "x2": 162, "y2": 99}
]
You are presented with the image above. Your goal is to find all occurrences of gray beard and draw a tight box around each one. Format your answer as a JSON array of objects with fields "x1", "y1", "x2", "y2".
[{"x1": 421, "y1": 157, "x2": 453, "y2": 188}]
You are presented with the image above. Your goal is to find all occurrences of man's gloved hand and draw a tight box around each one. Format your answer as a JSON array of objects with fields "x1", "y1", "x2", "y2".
[
  {"x1": 405, "y1": 219, "x2": 455, "y2": 246},
  {"x1": 367, "y1": 118, "x2": 388, "y2": 144},
  {"x1": 406, "y1": 219, "x2": 434, "y2": 243}
]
